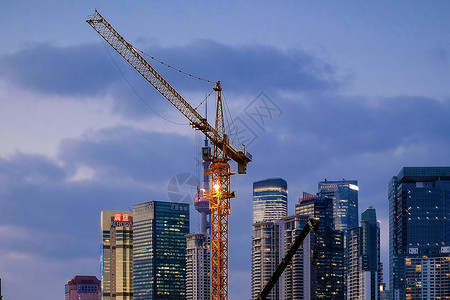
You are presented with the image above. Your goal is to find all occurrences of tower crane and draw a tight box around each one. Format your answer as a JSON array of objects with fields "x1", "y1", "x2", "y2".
[{"x1": 87, "y1": 10, "x2": 251, "y2": 300}]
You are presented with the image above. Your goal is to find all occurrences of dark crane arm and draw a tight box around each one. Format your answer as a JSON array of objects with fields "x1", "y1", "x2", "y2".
[{"x1": 257, "y1": 218, "x2": 318, "y2": 300}]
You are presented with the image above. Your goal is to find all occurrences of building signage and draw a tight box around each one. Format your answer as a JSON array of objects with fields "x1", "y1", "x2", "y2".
[{"x1": 111, "y1": 213, "x2": 133, "y2": 227}]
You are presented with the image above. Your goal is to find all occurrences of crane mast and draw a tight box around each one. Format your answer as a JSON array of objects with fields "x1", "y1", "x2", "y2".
[{"x1": 87, "y1": 10, "x2": 251, "y2": 300}]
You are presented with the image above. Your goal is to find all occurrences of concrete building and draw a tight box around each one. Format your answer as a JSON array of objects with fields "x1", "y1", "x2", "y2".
[
  {"x1": 389, "y1": 167, "x2": 450, "y2": 299},
  {"x1": 65, "y1": 275, "x2": 101, "y2": 300},
  {"x1": 404, "y1": 250, "x2": 450, "y2": 299},
  {"x1": 101, "y1": 211, "x2": 133, "y2": 300},
  {"x1": 283, "y1": 214, "x2": 314, "y2": 300},
  {"x1": 186, "y1": 233, "x2": 211, "y2": 300},
  {"x1": 133, "y1": 201, "x2": 189, "y2": 300},
  {"x1": 251, "y1": 177, "x2": 288, "y2": 299},
  {"x1": 251, "y1": 219, "x2": 285, "y2": 300}
]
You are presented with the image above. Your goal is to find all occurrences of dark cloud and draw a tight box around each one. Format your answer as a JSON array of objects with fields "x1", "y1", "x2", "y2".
[
  {"x1": 0, "y1": 43, "x2": 118, "y2": 96},
  {"x1": 0, "y1": 126, "x2": 199, "y2": 262},
  {"x1": 0, "y1": 92, "x2": 449, "y2": 299},
  {"x1": 0, "y1": 39, "x2": 342, "y2": 100}
]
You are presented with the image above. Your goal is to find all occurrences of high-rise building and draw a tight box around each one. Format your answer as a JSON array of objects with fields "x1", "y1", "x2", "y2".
[
  {"x1": 65, "y1": 276, "x2": 101, "y2": 300},
  {"x1": 101, "y1": 211, "x2": 133, "y2": 300},
  {"x1": 318, "y1": 179, "x2": 359, "y2": 231},
  {"x1": 389, "y1": 167, "x2": 450, "y2": 300},
  {"x1": 404, "y1": 251, "x2": 450, "y2": 298},
  {"x1": 133, "y1": 201, "x2": 189, "y2": 300},
  {"x1": 296, "y1": 193, "x2": 345, "y2": 299},
  {"x1": 283, "y1": 214, "x2": 314, "y2": 300},
  {"x1": 253, "y1": 178, "x2": 288, "y2": 223},
  {"x1": 251, "y1": 219, "x2": 285, "y2": 300},
  {"x1": 251, "y1": 177, "x2": 287, "y2": 299},
  {"x1": 347, "y1": 207, "x2": 382, "y2": 300},
  {"x1": 318, "y1": 179, "x2": 359, "y2": 299},
  {"x1": 186, "y1": 233, "x2": 210, "y2": 300},
  {"x1": 0, "y1": 277, "x2": 3, "y2": 300},
  {"x1": 186, "y1": 143, "x2": 211, "y2": 300}
]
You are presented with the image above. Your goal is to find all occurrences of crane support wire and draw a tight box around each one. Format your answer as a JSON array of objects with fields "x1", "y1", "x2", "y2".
[
  {"x1": 99, "y1": 37, "x2": 188, "y2": 125},
  {"x1": 222, "y1": 91, "x2": 243, "y2": 150},
  {"x1": 136, "y1": 47, "x2": 217, "y2": 84},
  {"x1": 87, "y1": 9, "x2": 250, "y2": 166}
]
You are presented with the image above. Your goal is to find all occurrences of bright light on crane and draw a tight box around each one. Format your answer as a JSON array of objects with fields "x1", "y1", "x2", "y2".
[{"x1": 86, "y1": 10, "x2": 251, "y2": 300}]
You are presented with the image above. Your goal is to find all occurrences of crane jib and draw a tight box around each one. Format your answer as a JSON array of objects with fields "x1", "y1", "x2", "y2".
[{"x1": 86, "y1": 10, "x2": 250, "y2": 172}]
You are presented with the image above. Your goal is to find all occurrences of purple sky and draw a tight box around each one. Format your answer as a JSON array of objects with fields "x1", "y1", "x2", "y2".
[{"x1": 1, "y1": 1, "x2": 450, "y2": 299}]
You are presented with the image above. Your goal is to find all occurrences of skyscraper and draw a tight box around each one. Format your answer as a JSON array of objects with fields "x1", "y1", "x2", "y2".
[
  {"x1": 251, "y1": 219, "x2": 285, "y2": 300},
  {"x1": 318, "y1": 179, "x2": 359, "y2": 231},
  {"x1": 65, "y1": 276, "x2": 101, "y2": 300},
  {"x1": 318, "y1": 179, "x2": 359, "y2": 299},
  {"x1": 389, "y1": 167, "x2": 450, "y2": 300},
  {"x1": 347, "y1": 207, "x2": 382, "y2": 300},
  {"x1": 283, "y1": 214, "x2": 314, "y2": 300},
  {"x1": 253, "y1": 178, "x2": 288, "y2": 223},
  {"x1": 186, "y1": 233, "x2": 210, "y2": 300},
  {"x1": 133, "y1": 201, "x2": 189, "y2": 300},
  {"x1": 296, "y1": 193, "x2": 345, "y2": 299},
  {"x1": 251, "y1": 177, "x2": 287, "y2": 299},
  {"x1": 404, "y1": 253, "x2": 450, "y2": 298},
  {"x1": 101, "y1": 211, "x2": 133, "y2": 300}
]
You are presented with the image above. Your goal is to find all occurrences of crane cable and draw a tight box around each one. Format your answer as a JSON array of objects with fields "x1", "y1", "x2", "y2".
[
  {"x1": 135, "y1": 46, "x2": 217, "y2": 85},
  {"x1": 100, "y1": 37, "x2": 187, "y2": 125},
  {"x1": 222, "y1": 90, "x2": 244, "y2": 151}
]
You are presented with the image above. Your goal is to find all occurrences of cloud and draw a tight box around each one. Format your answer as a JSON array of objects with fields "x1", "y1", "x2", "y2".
[
  {"x1": 0, "y1": 43, "x2": 118, "y2": 97},
  {"x1": 0, "y1": 39, "x2": 342, "y2": 103}
]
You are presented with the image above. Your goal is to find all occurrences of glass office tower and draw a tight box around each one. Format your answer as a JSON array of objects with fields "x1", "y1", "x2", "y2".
[
  {"x1": 318, "y1": 180, "x2": 359, "y2": 231},
  {"x1": 389, "y1": 167, "x2": 450, "y2": 300},
  {"x1": 253, "y1": 178, "x2": 288, "y2": 223},
  {"x1": 133, "y1": 201, "x2": 190, "y2": 300},
  {"x1": 347, "y1": 207, "x2": 382, "y2": 300},
  {"x1": 296, "y1": 194, "x2": 345, "y2": 299}
]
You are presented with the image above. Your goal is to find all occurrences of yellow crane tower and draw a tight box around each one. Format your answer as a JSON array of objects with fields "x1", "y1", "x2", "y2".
[{"x1": 87, "y1": 10, "x2": 251, "y2": 300}]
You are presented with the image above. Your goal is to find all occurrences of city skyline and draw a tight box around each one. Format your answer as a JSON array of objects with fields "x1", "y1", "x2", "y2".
[{"x1": 1, "y1": 1, "x2": 450, "y2": 299}]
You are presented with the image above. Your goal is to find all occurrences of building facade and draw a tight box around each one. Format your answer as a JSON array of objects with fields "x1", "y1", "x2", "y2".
[
  {"x1": 318, "y1": 180, "x2": 359, "y2": 231},
  {"x1": 133, "y1": 201, "x2": 189, "y2": 300},
  {"x1": 65, "y1": 276, "x2": 101, "y2": 300},
  {"x1": 389, "y1": 167, "x2": 450, "y2": 300},
  {"x1": 283, "y1": 214, "x2": 314, "y2": 300},
  {"x1": 404, "y1": 249, "x2": 450, "y2": 299},
  {"x1": 253, "y1": 178, "x2": 288, "y2": 223},
  {"x1": 101, "y1": 211, "x2": 133, "y2": 300},
  {"x1": 347, "y1": 207, "x2": 382, "y2": 300},
  {"x1": 186, "y1": 233, "x2": 210, "y2": 300},
  {"x1": 296, "y1": 193, "x2": 345, "y2": 299},
  {"x1": 251, "y1": 219, "x2": 285, "y2": 300}
]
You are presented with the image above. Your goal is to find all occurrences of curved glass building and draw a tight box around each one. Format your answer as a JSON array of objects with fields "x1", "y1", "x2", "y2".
[{"x1": 253, "y1": 178, "x2": 288, "y2": 223}]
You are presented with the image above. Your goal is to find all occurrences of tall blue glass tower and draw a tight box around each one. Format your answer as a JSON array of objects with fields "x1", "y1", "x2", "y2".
[
  {"x1": 253, "y1": 178, "x2": 287, "y2": 223},
  {"x1": 389, "y1": 167, "x2": 450, "y2": 300},
  {"x1": 318, "y1": 179, "x2": 359, "y2": 231},
  {"x1": 133, "y1": 201, "x2": 190, "y2": 300}
]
